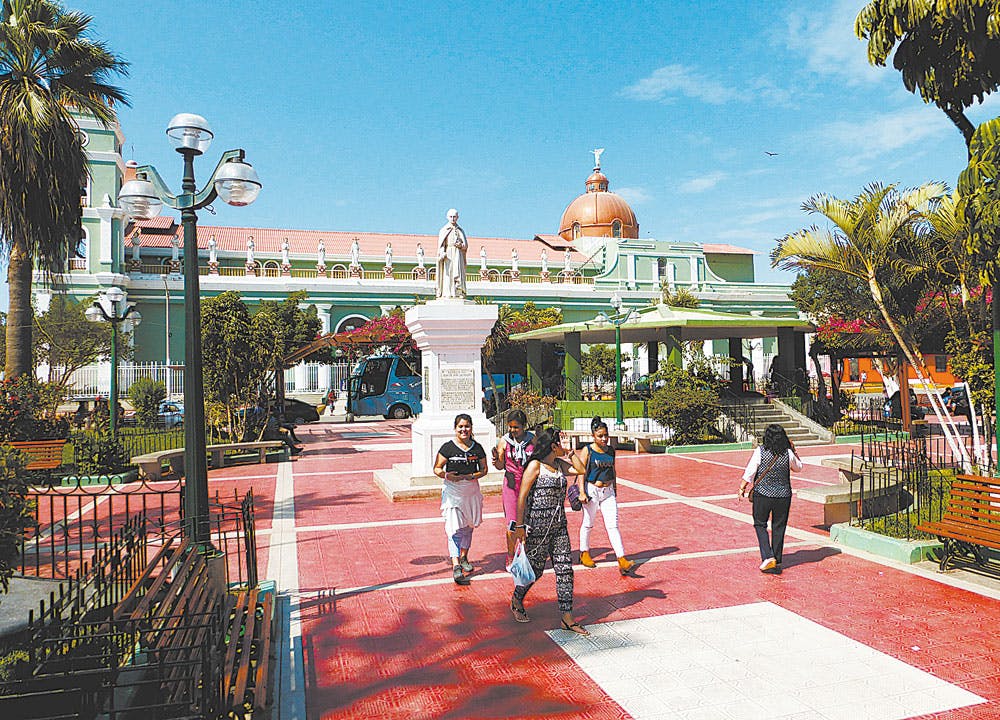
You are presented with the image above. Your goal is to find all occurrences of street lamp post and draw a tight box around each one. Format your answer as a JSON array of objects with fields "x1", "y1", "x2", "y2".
[
  {"x1": 118, "y1": 114, "x2": 261, "y2": 549},
  {"x1": 598, "y1": 292, "x2": 635, "y2": 431},
  {"x1": 85, "y1": 287, "x2": 141, "y2": 438}
]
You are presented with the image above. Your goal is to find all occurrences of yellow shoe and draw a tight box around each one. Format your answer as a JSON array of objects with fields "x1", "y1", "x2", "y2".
[
  {"x1": 580, "y1": 551, "x2": 597, "y2": 568},
  {"x1": 618, "y1": 557, "x2": 635, "y2": 576}
]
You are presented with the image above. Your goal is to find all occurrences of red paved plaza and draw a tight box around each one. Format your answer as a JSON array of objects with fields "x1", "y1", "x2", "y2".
[{"x1": 207, "y1": 419, "x2": 1000, "y2": 720}]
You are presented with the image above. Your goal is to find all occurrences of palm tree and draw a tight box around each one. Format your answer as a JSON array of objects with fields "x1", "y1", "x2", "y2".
[
  {"x1": 773, "y1": 182, "x2": 972, "y2": 465},
  {"x1": 0, "y1": 0, "x2": 128, "y2": 379}
]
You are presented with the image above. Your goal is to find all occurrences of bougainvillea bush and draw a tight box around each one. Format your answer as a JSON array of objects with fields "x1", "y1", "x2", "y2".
[{"x1": 0, "y1": 377, "x2": 68, "y2": 442}]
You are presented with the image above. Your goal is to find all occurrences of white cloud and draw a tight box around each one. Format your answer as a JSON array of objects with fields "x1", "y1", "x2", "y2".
[
  {"x1": 621, "y1": 65, "x2": 738, "y2": 105},
  {"x1": 615, "y1": 186, "x2": 651, "y2": 204},
  {"x1": 784, "y1": 0, "x2": 889, "y2": 86},
  {"x1": 679, "y1": 171, "x2": 728, "y2": 194},
  {"x1": 820, "y1": 105, "x2": 952, "y2": 163}
]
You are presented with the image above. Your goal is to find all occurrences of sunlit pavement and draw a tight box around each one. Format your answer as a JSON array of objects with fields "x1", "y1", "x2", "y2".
[{"x1": 205, "y1": 421, "x2": 1000, "y2": 720}]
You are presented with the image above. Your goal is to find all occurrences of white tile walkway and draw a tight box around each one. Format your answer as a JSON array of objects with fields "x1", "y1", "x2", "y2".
[{"x1": 548, "y1": 602, "x2": 985, "y2": 720}]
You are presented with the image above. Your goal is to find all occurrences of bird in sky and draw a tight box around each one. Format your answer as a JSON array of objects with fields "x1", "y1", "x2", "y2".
[{"x1": 764, "y1": 151, "x2": 778, "y2": 156}]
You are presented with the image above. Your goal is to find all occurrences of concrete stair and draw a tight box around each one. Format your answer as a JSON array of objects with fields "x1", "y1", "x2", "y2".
[{"x1": 745, "y1": 403, "x2": 828, "y2": 446}]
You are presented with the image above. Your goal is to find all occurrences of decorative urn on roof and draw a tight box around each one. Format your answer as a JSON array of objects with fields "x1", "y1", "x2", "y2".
[{"x1": 558, "y1": 149, "x2": 639, "y2": 242}]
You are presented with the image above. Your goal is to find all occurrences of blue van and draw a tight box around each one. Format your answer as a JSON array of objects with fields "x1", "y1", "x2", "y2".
[{"x1": 347, "y1": 354, "x2": 521, "y2": 419}]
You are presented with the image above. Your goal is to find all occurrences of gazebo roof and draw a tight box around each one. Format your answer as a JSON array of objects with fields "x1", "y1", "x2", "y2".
[{"x1": 510, "y1": 304, "x2": 813, "y2": 344}]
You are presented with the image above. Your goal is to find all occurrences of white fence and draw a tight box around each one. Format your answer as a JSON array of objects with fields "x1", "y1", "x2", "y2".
[{"x1": 48, "y1": 360, "x2": 354, "y2": 399}]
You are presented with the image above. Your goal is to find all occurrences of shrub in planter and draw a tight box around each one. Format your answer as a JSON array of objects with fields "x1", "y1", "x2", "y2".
[
  {"x1": 0, "y1": 377, "x2": 68, "y2": 441},
  {"x1": 647, "y1": 366, "x2": 721, "y2": 445},
  {"x1": 0, "y1": 447, "x2": 33, "y2": 592},
  {"x1": 128, "y1": 377, "x2": 166, "y2": 427},
  {"x1": 72, "y1": 429, "x2": 130, "y2": 476}
]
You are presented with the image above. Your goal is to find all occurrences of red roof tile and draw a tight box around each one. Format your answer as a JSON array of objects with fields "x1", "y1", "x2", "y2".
[
  {"x1": 703, "y1": 243, "x2": 755, "y2": 255},
  {"x1": 124, "y1": 222, "x2": 582, "y2": 264}
]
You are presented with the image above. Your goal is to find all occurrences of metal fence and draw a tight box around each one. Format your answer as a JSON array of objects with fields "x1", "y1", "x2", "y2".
[
  {"x1": 846, "y1": 428, "x2": 995, "y2": 540},
  {"x1": 18, "y1": 474, "x2": 257, "y2": 585}
]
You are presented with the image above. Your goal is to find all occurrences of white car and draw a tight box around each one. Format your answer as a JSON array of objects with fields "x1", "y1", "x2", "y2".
[{"x1": 158, "y1": 401, "x2": 184, "y2": 429}]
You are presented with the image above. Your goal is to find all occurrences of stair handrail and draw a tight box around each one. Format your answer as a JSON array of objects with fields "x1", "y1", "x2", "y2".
[{"x1": 717, "y1": 392, "x2": 759, "y2": 441}]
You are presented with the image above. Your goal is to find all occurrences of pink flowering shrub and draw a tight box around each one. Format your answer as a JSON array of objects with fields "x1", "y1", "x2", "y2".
[{"x1": 0, "y1": 377, "x2": 69, "y2": 442}]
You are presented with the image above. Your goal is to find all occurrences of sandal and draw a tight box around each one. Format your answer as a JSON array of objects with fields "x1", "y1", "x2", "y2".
[
  {"x1": 560, "y1": 619, "x2": 590, "y2": 636},
  {"x1": 511, "y1": 595, "x2": 530, "y2": 623}
]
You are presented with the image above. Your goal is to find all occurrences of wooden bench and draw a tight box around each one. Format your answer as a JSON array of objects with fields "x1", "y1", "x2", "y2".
[
  {"x1": 133, "y1": 440, "x2": 288, "y2": 480},
  {"x1": 916, "y1": 474, "x2": 1000, "y2": 571},
  {"x1": 114, "y1": 535, "x2": 273, "y2": 717},
  {"x1": 221, "y1": 585, "x2": 274, "y2": 717},
  {"x1": 8, "y1": 439, "x2": 67, "y2": 470}
]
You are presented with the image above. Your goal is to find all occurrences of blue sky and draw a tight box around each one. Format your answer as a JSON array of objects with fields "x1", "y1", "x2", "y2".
[{"x1": 4, "y1": 0, "x2": 999, "y2": 311}]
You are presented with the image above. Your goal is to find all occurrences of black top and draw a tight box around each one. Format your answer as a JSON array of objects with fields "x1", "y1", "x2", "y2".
[{"x1": 438, "y1": 440, "x2": 487, "y2": 476}]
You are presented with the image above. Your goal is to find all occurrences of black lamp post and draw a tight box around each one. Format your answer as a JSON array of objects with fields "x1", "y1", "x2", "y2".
[
  {"x1": 118, "y1": 114, "x2": 261, "y2": 549},
  {"x1": 597, "y1": 292, "x2": 635, "y2": 431},
  {"x1": 85, "y1": 286, "x2": 141, "y2": 438}
]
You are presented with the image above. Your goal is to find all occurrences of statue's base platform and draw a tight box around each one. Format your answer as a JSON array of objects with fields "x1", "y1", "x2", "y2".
[{"x1": 373, "y1": 463, "x2": 504, "y2": 502}]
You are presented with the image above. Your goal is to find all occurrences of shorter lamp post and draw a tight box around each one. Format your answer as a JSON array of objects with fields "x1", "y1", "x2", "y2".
[
  {"x1": 596, "y1": 292, "x2": 635, "y2": 431},
  {"x1": 85, "y1": 287, "x2": 141, "y2": 438}
]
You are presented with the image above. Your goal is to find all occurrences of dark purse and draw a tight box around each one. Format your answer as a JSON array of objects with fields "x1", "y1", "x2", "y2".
[{"x1": 567, "y1": 484, "x2": 583, "y2": 512}]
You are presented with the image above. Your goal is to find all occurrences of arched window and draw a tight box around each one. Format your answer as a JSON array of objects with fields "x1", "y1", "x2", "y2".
[
  {"x1": 81, "y1": 174, "x2": 91, "y2": 207},
  {"x1": 335, "y1": 314, "x2": 369, "y2": 334},
  {"x1": 572, "y1": 222, "x2": 581, "y2": 240},
  {"x1": 612, "y1": 220, "x2": 622, "y2": 238},
  {"x1": 70, "y1": 228, "x2": 88, "y2": 270}
]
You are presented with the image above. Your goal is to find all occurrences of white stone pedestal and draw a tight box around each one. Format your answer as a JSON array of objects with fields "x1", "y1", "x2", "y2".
[{"x1": 373, "y1": 298, "x2": 504, "y2": 500}]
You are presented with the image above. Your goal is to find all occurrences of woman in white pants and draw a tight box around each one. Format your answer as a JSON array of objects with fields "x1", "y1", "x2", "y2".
[{"x1": 577, "y1": 417, "x2": 635, "y2": 575}]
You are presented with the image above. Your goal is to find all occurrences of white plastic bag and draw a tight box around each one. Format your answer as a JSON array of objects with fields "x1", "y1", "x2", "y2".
[{"x1": 509, "y1": 540, "x2": 535, "y2": 587}]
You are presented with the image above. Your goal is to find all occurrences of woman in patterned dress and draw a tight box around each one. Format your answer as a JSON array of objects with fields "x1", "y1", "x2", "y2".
[
  {"x1": 739, "y1": 423, "x2": 802, "y2": 574},
  {"x1": 510, "y1": 427, "x2": 589, "y2": 634}
]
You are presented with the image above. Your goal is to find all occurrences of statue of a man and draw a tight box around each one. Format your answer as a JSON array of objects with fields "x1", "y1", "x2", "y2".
[
  {"x1": 317, "y1": 239, "x2": 326, "y2": 266},
  {"x1": 350, "y1": 238, "x2": 361, "y2": 268},
  {"x1": 385, "y1": 242, "x2": 393, "y2": 268},
  {"x1": 436, "y1": 208, "x2": 467, "y2": 298},
  {"x1": 540, "y1": 248, "x2": 548, "y2": 274},
  {"x1": 416, "y1": 242, "x2": 425, "y2": 268},
  {"x1": 480, "y1": 246, "x2": 488, "y2": 272},
  {"x1": 170, "y1": 235, "x2": 180, "y2": 262},
  {"x1": 246, "y1": 236, "x2": 255, "y2": 265},
  {"x1": 207, "y1": 235, "x2": 218, "y2": 264},
  {"x1": 510, "y1": 247, "x2": 519, "y2": 273},
  {"x1": 281, "y1": 237, "x2": 290, "y2": 265},
  {"x1": 564, "y1": 247, "x2": 573, "y2": 273}
]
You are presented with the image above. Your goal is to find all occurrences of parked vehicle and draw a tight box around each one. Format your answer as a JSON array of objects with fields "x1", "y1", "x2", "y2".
[
  {"x1": 282, "y1": 398, "x2": 320, "y2": 424},
  {"x1": 347, "y1": 353, "x2": 521, "y2": 419},
  {"x1": 158, "y1": 401, "x2": 184, "y2": 429}
]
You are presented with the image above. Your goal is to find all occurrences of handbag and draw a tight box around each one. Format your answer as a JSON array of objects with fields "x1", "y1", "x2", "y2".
[
  {"x1": 509, "y1": 540, "x2": 536, "y2": 586},
  {"x1": 744, "y1": 452, "x2": 781, "y2": 501},
  {"x1": 567, "y1": 483, "x2": 583, "y2": 511}
]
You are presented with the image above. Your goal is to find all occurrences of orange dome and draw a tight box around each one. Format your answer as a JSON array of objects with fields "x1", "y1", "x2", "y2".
[{"x1": 559, "y1": 162, "x2": 638, "y2": 242}]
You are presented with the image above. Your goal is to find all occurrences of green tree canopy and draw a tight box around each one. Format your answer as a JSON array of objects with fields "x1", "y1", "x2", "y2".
[
  {"x1": 34, "y1": 294, "x2": 120, "y2": 392},
  {"x1": 856, "y1": 0, "x2": 1000, "y2": 145}
]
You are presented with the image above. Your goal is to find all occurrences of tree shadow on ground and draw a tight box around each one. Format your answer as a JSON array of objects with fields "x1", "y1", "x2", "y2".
[{"x1": 298, "y1": 602, "x2": 603, "y2": 720}]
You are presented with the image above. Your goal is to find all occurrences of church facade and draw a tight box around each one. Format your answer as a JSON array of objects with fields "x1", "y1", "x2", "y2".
[{"x1": 34, "y1": 118, "x2": 798, "y2": 393}]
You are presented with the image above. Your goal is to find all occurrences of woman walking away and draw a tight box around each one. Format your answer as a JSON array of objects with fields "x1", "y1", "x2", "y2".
[
  {"x1": 578, "y1": 417, "x2": 635, "y2": 575},
  {"x1": 493, "y1": 410, "x2": 535, "y2": 565},
  {"x1": 435, "y1": 414, "x2": 489, "y2": 586},
  {"x1": 511, "y1": 427, "x2": 590, "y2": 634},
  {"x1": 739, "y1": 424, "x2": 802, "y2": 574}
]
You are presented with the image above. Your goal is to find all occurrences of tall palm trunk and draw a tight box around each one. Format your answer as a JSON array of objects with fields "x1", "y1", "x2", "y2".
[
  {"x1": 5, "y1": 236, "x2": 33, "y2": 379},
  {"x1": 869, "y1": 272, "x2": 971, "y2": 466}
]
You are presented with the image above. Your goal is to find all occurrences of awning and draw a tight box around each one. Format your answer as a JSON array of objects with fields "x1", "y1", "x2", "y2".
[{"x1": 509, "y1": 303, "x2": 813, "y2": 344}]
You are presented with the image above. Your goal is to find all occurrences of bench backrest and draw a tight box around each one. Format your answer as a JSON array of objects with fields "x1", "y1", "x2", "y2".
[{"x1": 942, "y1": 474, "x2": 1000, "y2": 527}]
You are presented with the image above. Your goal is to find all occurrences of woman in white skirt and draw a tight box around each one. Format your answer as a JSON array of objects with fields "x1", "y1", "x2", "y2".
[{"x1": 434, "y1": 413, "x2": 489, "y2": 585}]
